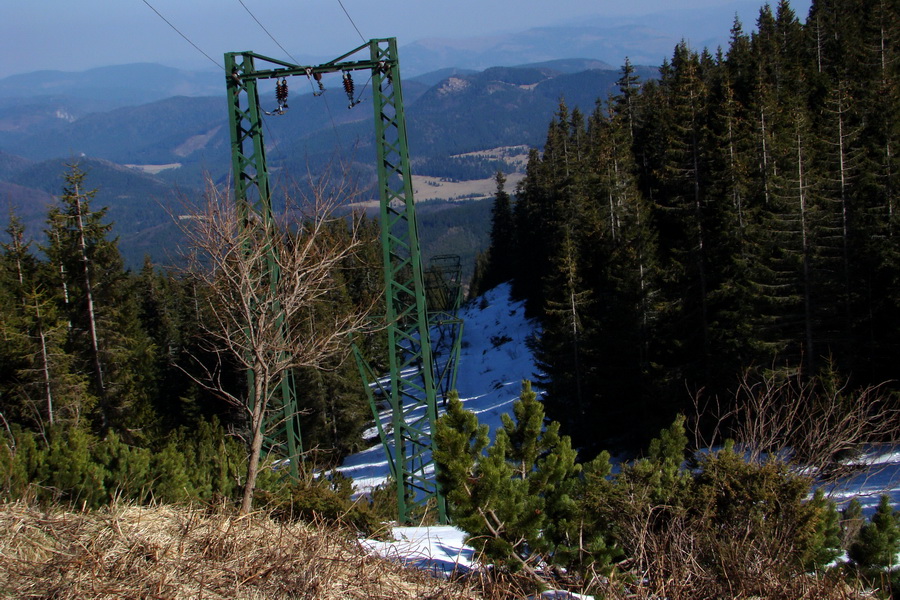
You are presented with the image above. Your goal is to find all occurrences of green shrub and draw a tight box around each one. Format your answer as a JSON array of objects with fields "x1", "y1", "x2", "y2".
[
  {"x1": 270, "y1": 473, "x2": 388, "y2": 538},
  {"x1": 0, "y1": 419, "x2": 248, "y2": 508},
  {"x1": 807, "y1": 488, "x2": 843, "y2": 569},
  {"x1": 94, "y1": 431, "x2": 153, "y2": 503},
  {"x1": 1, "y1": 428, "x2": 41, "y2": 500},
  {"x1": 691, "y1": 447, "x2": 833, "y2": 574},
  {"x1": 849, "y1": 495, "x2": 900, "y2": 570},
  {"x1": 585, "y1": 422, "x2": 846, "y2": 597},
  {"x1": 842, "y1": 498, "x2": 865, "y2": 549},
  {"x1": 151, "y1": 441, "x2": 194, "y2": 503}
]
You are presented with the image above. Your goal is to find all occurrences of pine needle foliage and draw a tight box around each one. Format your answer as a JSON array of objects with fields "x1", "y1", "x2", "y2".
[{"x1": 434, "y1": 382, "x2": 619, "y2": 584}]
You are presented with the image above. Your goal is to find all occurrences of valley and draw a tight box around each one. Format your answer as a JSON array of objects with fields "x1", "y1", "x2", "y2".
[{"x1": 0, "y1": 60, "x2": 643, "y2": 272}]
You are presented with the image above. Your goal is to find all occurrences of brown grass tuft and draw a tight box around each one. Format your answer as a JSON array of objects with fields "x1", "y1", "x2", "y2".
[{"x1": 0, "y1": 501, "x2": 481, "y2": 599}]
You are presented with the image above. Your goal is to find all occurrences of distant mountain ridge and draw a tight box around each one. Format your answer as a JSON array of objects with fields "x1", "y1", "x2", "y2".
[
  {"x1": 0, "y1": 59, "x2": 658, "y2": 269},
  {"x1": 0, "y1": 0, "x2": 764, "y2": 103},
  {"x1": 397, "y1": 0, "x2": 772, "y2": 75},
  {"x1": 0, "y1": 63, "x2": 223, "y2": 105},
  {"x1": 0, "y1": 61, "x2": 657, "y2": 175}
]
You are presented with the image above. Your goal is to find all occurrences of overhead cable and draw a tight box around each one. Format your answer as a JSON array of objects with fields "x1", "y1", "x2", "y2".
[
  {"x1": 236, "y1": 0, "x2": 302, "y2": 64},
  {"x1": 140, "y1": 0, "x2": 224, "y2": 70},
  {"x1": 336, "y1": 0, "x2": 366, "y2": 44}
]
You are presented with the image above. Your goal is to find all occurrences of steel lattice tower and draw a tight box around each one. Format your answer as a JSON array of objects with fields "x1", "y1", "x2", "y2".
[{"x1": 225, "y1": 39, "x2": 457, "y2": 523}]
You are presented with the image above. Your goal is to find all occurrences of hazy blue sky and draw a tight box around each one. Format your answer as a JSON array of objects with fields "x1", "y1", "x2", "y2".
[{"x1": 2, "y1": 0, "x2": 812, "y2": 79}]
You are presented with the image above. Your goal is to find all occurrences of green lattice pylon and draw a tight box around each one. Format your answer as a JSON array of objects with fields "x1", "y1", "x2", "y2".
[
  {"x1": 224, "y1": 40, "x2": 453, "y2": 523},
  {"x1": 225, "y1": 51, "x2": 303, "y2": 479},
  {"x1": 424, "y1": 255, "x2": 464, "y2": 406},
  {"x1": 368, "y1": 39, "x2": 447, "y2": 524}
]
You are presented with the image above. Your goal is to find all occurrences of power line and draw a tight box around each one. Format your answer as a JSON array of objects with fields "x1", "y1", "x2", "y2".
[
  {"x1": 336, "y1": 0, "x2": 366, "y2": 44},
  {"x1": 236, "y1": 0, "x2": 301, "y2": 65},
  {"x1": 140, "y1": 0, "x2": 223, "y2": 71},
  {"x1": 320, "y1": 88, "x2": 346, "y2": 157},
  {"x1": 230, "y1": 0, "x2": 369, "y2": 168},
  {"x1": 233, "y1": 0, "x2": 346, "y2": 158}
]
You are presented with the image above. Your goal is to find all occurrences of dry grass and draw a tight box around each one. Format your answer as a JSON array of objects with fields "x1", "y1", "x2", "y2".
[
  {"x1": 0, "y1": 501, "x2": 480, "y2": 600},
  {"x1": 2, "y1": 498, "x2": 877, "y2": 600},
  {"x1": 572, "y1": 508, "x2": 878, "y2": 600}
]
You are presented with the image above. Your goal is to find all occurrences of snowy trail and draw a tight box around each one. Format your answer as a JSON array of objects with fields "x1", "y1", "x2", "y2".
[{"x1": 336, "y1": 283, "x2": 537, "y2": 495}]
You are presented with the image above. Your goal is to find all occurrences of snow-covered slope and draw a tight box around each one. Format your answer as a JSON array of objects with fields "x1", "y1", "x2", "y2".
[
  {"x1": 822, "y1": 448, "x2": 900, "y2": 514},
  {"x1": 345, "y1": 283, "x2": 900, "y2": 597},
  {"x1": 337, "y1": 282, "x2": 538, "y2": 494}
]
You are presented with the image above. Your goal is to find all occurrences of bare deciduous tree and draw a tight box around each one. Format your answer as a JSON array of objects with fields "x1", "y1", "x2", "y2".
[
  {"x1": 693, "y1": 366, "x2": 900, "y2": 483},
  {"x1": 178, "y1": 176, "x2": 376, "y2": 513}
]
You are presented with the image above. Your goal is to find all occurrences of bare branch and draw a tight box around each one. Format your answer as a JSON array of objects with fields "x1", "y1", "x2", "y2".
[
  {"x1": 173, "y1": 171, "x2": 380, "y2": 513},
  {"x1": 694, "y1": 366, "x2": 900, "y2": 484}
]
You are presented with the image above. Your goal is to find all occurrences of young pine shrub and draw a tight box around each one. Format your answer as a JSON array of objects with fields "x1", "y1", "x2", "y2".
[
  {"x1": 0, "y1": 427, "x2": 43, "y2": 500},
  {"x1": 848, "y1": 494, "x2": 900, "y2": 570},
  {"x1": 42, "y1": 426, "x2": 107, "y2": 508},
  {"x1": 265, "y1": 471, "x2": 389, "y2": 538},
  {"x1": 842, "y1": 498, "x2": 865, "y2": 549},
  {"x1": 434, "y1": 381, "x2": 621, "y2": 590},
  {"x1": 93, "y1": 430, "x2": 153, "y2": 503},
  {"x1": 840, "y1": 495, "x2": 900, "y2": 599},
  {"x1": 689, "y1": 445, "x2": 836, "y2": 588},
  {"x1": 588, "y1": 420, "x2": 847, "y2": 599},
  {"x1": 807, "y1": 488, "x2": 843, "y2": 570}
]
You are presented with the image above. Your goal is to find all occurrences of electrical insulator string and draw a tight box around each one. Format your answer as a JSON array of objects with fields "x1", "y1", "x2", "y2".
[
  {"x1": 140, "y1": 0, "x2": 223, "y2": 71},
  {"x1": 354, "y1": 73, "x2": 374, "y2": 106}
]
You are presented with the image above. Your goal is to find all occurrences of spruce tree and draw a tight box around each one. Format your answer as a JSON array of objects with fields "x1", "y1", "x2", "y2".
[
  {"x1": 0, "y1": 213, "x2": 38, "y2": 306},
  {"x1": 1, "y1": 212, "x2": 92, "y2": 431},
  {"x1": 652, "y1": 42, "x2": 719, "y2": 394},
  {"x1": 42, "y1": 164, "x2": 155, "y2": 434},
  {"x1": 849, "y1": 494, "x2": 900, "y2": 569},
  {"x1": 533, "y1": 226, "x2": 592, "y2": 441},
  {"x1": 480, "y1": 171, "x2": 516, "y2": 292}
]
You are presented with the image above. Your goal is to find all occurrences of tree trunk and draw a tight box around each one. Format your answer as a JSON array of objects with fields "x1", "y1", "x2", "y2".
[
  {"x1": 51, "y1": 229, "x2": 70, "y2": 321},
  {"x1": 34, "y1": 299, "x2": 54, "y2": 427},
  {"x1": 796, "y1": 127, "x2": 815, "y2": 371},
  {"x1": 240, "y1": 362, "x2": 269, "y2": 514},
  {"x1": 73, "y1": 184, "x2": 106, "y2": 423},
  {"x1": 241, "y1": 418, "x2": 265, "y2": 514}
]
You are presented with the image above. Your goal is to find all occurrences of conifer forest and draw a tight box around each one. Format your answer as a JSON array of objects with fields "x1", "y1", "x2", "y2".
[
  {"x1": 472, "y1": 0, "x2": 900, "y2": 452},
  {"x1": 0, "y1": 161, "x2": 385, "y2": 507}
]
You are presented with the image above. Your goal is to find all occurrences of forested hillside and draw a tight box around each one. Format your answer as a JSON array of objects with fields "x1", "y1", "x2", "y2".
[
  {"x1": 474, "y1": 0, "x2": 900, "y2": 451},
  {"x1": 0, "y1": 61, "x2": 653, "y2": 273},
  {"x1": 0, "y1": 164, "x2": 384, "y2": 509}
]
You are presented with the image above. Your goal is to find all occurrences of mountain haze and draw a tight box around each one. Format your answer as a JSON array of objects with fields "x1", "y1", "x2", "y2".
[
  {"x1": 0, "y1": 58, "x2": 656, "y2": 270},
  {"x1": 0, "y1": 63, "x2": 223, "y2": 105},
  {"x1": 398, "y1": 0, "x2": 771, "y2": 75}
]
